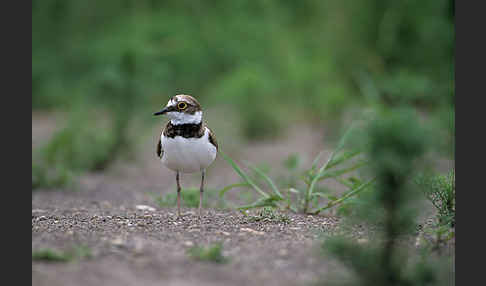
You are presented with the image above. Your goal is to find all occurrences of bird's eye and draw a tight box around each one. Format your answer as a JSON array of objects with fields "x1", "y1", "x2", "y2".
[{"x1": 177, "y1": 102, "x2": 187, "y2": 110}]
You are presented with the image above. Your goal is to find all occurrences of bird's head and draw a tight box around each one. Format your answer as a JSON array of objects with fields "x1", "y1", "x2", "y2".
[{"x1": 154, "y1": 94, "x2": 203, "y2": 125}]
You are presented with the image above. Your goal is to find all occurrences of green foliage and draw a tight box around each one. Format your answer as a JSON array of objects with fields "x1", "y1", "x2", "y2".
[
  {"x1": 32, "y1": 0, "x2": 454, "y2": 189},
  {"x1": 42, "y1": 115, "x2": 117, "y2": 172},
  {"x1": 32, "y1": 163, "x2": 72, "y2": 190},
  {"x1": 32, "y1": 108, "x2": 132, "y2": 190},
  {"x1": 187, "y1": 243, "x2": 228, "y2": 264},
  {"x1": 322, "y1": 237, "x2": 388, "y2": 286},
  {"x1": 220, "y1": 123, "x2": 375, "y2": 214},
  {"x1": 322, "y1": 237, "x2": 440, "y2": 286},
  {"x1": 415, "y1": 170, "x2": 455, "y2": 249},
  {"x1": 32, "y1": 246, "x2": 92, "y2": 262},
  {"x1": 320, "y1": 108, "x2": 454, "y2": 286},
  {"x1": 365, "y1": 108, "x2": 429, "y2": 236},
  {"x1": 416, "y1": 170, "x2": 455, "y2": 227},
  {"x1": 32, "y1": 49, "x2": 140, "y2": 190},
  {"x1": 32, "y1": 0, "x2": 454, "y2": 142}
]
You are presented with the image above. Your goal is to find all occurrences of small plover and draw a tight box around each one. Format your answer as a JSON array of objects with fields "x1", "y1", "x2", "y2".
[{"x1": 154, "y1": 94, "x2": 218, "y2": 218}]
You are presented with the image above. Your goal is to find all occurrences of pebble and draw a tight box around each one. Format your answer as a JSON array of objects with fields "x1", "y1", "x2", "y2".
[
  {"x1": 101, "y1": 201, "x2": 112, "y2": 208},
  {"x1": 357, "y1": 238, "x2": 368, "y2": 244},
  {"x1": 184, "y1": 241, "x2": 194, "y2": 247},
  {"x1": 136, "y1": 205, "x2": 156, "y2": 212},
  {"x1": 111, "y1": 237, "x2": 124, "y2": 246}
]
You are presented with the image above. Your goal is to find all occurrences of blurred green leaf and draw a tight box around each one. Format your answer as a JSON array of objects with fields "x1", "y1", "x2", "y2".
[
  {"x1": 247, "y1": 163, "x2": 284, "y2": 199},
  {"x1": 218, "y1": 183, "x2": 251, "y2": 198},
  {"x1": 220, "y1": 152, "x2": 269, "y2": 198}
]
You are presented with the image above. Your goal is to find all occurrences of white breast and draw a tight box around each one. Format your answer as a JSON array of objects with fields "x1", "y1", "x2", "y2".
[{"x1": 161, "y1": 127, "x2": 217, "y2": 173}]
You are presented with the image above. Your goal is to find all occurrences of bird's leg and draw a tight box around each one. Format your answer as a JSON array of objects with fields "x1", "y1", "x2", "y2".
[
  {"x1": 199, "y1": 169, "x2": 205, "y2": 219},
  {"x1": 176, "y1": 171, "x2": 181, "y2": 218}
]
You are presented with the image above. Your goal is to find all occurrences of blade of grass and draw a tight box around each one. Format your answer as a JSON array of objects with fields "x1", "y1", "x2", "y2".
[
  {"x1": 326, "y1": 150, "x2": 362, "y2": 170},
  {"x1": 310, "y1": 192, "x2": 334, "y2": 199},
  {"x1": 237, "y1": 195, "x2": 282, "y2": 210},
  {"x1": 247, "y1": 163, "x2": 284, "y2": 199},
  {"x1": 317, "y1": 161, "x2": 368, "y2": 181},
  {"x1": 312, "y1": 177, "x2": 376, "y2": 214},
  {"x1": 305, "y1": 123, "x2": 358, "y2": 212},
  {"x1": 218, "y1": 183, "x2": 251, "y2": 198},
  {"x1": 333, "y1": 177, "x2": 355, "y2": 188},
  {"x1": 310, "y1": 150, "x2": 326, "y2": 173},
  {"x1": 305, "y1": 150, "x2": 338, "y2": 212},
  {"x1": 220, "y1": 152, "x2": 269, "y2": 198}
]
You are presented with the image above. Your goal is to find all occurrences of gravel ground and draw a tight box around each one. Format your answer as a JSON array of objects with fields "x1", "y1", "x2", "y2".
[
  {"x1": 32, "y1": 203, "x2": 344, "y2": 286},
  {"x1": 32, "y1": 112, "x2": 454, "y2": 286}
]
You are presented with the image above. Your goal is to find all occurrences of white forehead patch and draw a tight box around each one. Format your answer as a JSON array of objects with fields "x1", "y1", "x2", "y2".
[
  {"x1": 167, "y1": 98, "x2": 176, "y2": 107},
  {"x1": 167, "y1": 95, "x2": 188, "y2": 106}
]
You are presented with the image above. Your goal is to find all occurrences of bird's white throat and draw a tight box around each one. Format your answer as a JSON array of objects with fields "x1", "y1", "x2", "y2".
[{"x1": 167, "y1": 111, "x2": 202, "y2": 125}]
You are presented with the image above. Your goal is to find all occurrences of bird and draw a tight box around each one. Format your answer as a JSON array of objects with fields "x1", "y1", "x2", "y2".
[{"x1": 153, "y1": 94, "x2": 218, "y2": 219}]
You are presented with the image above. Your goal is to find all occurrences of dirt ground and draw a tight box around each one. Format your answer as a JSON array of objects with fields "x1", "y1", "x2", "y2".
[{"x1": 32, "y1": 112, "x2": 453, "y2": 286}]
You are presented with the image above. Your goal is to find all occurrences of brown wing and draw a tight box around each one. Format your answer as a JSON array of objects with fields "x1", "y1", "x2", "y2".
[
  {"x1": 207, "y1": 127, "x2": 218, "y2": 151},
  {"x1": 157, "y1": 131, "x2": 163, "y2": 158}
]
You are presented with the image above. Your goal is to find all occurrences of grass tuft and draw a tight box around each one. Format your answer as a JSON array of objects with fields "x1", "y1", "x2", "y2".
[
  {"x1": 416, "y1": 170, "x2": 455, "y2": 228},
  {"x1": 220, "y1": 122, "x2": 374, "y2": 214},
  {"x1": 32, "y1": 163, "x2": 73, "y2": 190},
  {"x1": 32, "y1": 249, "x2": 72, "y2": 262},
  {"x1": 415, "y1": 169, "x2": 455, "y2": 249},
  {"x1": 187, "y1": 243, "x2": 228, "y2": 264},
  {"x1": 32, "y1": 246, "x2": 92, "y2": 262}
]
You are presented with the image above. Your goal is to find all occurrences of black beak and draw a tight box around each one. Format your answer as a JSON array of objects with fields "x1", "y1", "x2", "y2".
[{"x1": 154, "y1": 106, "x2": 170, "y2": 116}]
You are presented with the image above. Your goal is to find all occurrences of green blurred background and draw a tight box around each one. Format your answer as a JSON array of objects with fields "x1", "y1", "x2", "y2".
[{"x1": 32, "y1": 0, "x2": 454, "y2": 187}]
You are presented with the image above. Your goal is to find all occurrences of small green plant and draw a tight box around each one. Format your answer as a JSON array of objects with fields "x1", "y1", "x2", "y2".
[
  {"x1": 187, "y1": 243, "x2": 228, "y2": 264},
  {"x1": 220, "y1": 123, "x2": 375, "y2": 214},
  {"x1": 415, "y1": 169, "x2": 455, "y2": 249},
  {"x1": 32, "y1": 246, "x2": 92, "y2": 262},
  {"x1": 32, "y1": 249, "x2": 72, "y2": 262},
  {"x1": 248, "y1": 207, "x2": 290, "y2": 224},
  {"x1": 416, "y1": 170, "x2": 455, "y2": 228}
]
